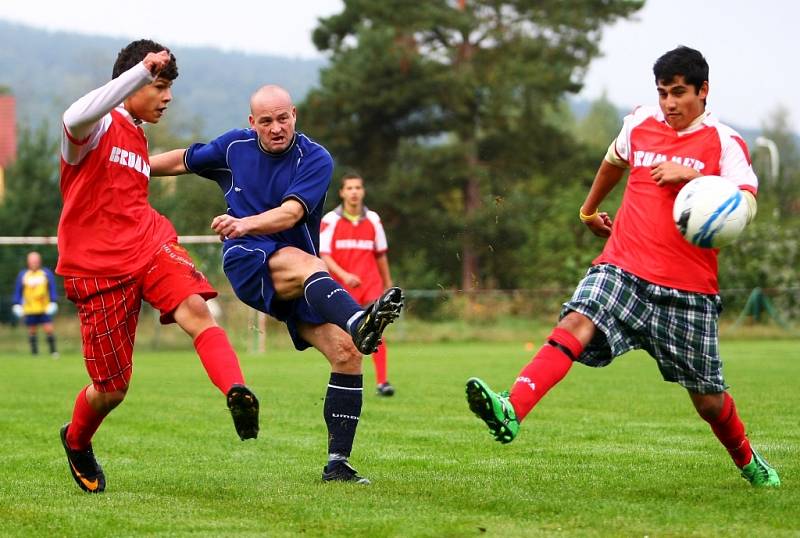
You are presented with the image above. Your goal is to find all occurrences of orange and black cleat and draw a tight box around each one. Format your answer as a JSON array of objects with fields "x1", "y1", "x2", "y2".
[
  {"x1": 226, "y1": 384, "x2": 260, "y2": 440},
  {"x1": 60, "y1": 424, "x2": 106, "y2": 493}
]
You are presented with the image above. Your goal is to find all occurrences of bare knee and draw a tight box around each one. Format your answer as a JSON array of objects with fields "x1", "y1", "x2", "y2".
[
  {"x1": 271, "y1": 248, "x2": 328, "y2": 299},
  {"x1": 555, "y1": 312, "x2": 596, "y2": 348},
  {"x1": 174, "y1": 294, "x2": 216, "y2": 338},
  {"x1": 87, "y1": 386, "x2": 128, "y2": 414},
  {"x1": 689, "y1": 391, "x2": 725, "y2": 421}
]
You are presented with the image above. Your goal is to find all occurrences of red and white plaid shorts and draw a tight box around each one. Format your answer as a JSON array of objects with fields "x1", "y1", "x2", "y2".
[{"x1": 64, "y1": 242, "x2": 217, "y2": 392}]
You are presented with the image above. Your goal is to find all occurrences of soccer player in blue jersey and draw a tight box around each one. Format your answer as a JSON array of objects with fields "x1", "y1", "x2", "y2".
[{"x1": 150, "y1": 85, "x2": 404, "y2": 484}]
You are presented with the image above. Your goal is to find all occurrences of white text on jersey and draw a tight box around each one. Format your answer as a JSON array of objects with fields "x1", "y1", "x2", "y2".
[
  {"x1": 633, "y1": 151, "x2": 706, "y2": 172},
  {"x1": 334, "y1": 239, "x2": 375, "y2": 251},
  {"x1": 109, "y1": 146, "x2": 151, "y2": 179}
]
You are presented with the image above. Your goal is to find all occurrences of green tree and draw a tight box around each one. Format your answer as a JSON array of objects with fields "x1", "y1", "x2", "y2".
[
  {"x1": 0, "y1": 124, "x2": 62, "y2": 316},
  {"x1": 754, "y1": 105, "x2": 800, "y2": 219},
  {"x1": 574, "y1": 92, "x2": 622, "y2": 156},
  {"x1": 302, "y1": 0, "x2": 643, "y2": 290}
]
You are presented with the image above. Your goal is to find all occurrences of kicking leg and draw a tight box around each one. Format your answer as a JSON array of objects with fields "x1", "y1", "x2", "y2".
[
  {"x1": 466, "y1": 312, "x2": 593, "y2": 443},
  {"x1": 174, "y1": 294, "x2": 258, "y2": 440},
  {"x1": 271, "y1": 247, "x2": 403, "y2": 354}
]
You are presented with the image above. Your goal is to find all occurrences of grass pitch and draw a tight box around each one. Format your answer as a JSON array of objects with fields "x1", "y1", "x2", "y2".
[{"x1": 0, "y1": 340, "x2": 798, "y2": 537}]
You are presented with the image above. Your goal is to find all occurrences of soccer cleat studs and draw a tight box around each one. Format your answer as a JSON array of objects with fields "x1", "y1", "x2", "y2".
[
  {"x1": 227, "y1": 384, "x2": 260, "y2": 440},
  {"x1": 352, "y1": 287, "x2": 404, "y2": 355}
]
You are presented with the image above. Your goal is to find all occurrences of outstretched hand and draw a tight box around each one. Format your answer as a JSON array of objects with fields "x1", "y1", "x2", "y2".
[
  {"x1": 584, "y1": 212, "x2": 613, "y2": 237},
  {"x1": 142, "y1": 50, "x2": 171, "y2": 77}
]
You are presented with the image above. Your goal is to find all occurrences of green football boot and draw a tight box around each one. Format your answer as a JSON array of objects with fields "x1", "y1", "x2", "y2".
[
  {"x1": 465, "y1": 377, "x2": 519, "y2": 444},
  {"x1": 740, "y1": 448, "x2": 780, "y2": 487}
]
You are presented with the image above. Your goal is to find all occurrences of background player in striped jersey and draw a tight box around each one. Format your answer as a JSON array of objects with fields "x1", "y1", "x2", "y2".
[
  {"x1": 57, "y1": 40, "x2": 259, "y2": 494},
  {"x1": 150, "y1": 85, "x2": 404, "y2": 484},
  {"x1": 12, "y1": 251, "x2": 59, "y2": 357},
  {"x1": 321, "y1": 173, "x2": 396, "y2": 397},
  {"x1": 466, "y1": 46, "x2": 780, "y2": 487}
]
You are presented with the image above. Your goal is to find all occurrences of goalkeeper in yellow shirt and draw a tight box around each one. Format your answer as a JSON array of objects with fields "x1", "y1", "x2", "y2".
[{"x1": 13, "y1": 251, "x2": 59, "y2": 357}]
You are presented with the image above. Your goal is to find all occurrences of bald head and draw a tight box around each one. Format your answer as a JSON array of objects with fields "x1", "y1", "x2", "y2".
[
  {"x1": 248, "y1": 85, "x2": 297, "y2": 153},
  {"x1": 249, "y1": 85, "x2": 293, "y2": 114},
  {"x1": 27, "y1": 251, "x2": 41, "y2": 271}
]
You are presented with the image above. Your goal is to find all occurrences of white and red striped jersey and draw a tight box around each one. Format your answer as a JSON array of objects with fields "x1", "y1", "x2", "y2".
[
  {"x1": 57, "y1": 63, "x2": 176, "y2": 277},
  {"x1": 596, "y1": 106, "x2": 758, "y2": 294},
  {"x1": 320, "y1": 205, "x2": 388, "y2": 301}
]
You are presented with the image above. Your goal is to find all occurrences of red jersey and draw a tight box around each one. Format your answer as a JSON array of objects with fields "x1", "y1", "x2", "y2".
[
  {"x1": 596, "y1": 106, "x2": 758, "y2": 294},
  {"x1": 320, "y1": 205, "x2": 388, "y2": 301},
  {"x1": 57, "y1": 64, "x2": 176, "y2": 277}
]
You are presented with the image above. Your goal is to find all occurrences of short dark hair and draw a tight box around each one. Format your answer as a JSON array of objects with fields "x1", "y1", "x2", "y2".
[
  {"x1": 653, "y1": 46, "x2": 708, "y2": 92},
  {"x1": 112, "y1": 39, "x2": 178, "y2": 80},
  {"x1": 340, "y1": 172, "x2": 364, "y2": 188}
]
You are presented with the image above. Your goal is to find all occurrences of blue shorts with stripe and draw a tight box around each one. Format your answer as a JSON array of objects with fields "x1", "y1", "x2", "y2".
[
  {"x1": 560, "y1": 264, "x2": 726, "y2": 394},
  {"x1": 222, "y1": 238, "x2": 325, "y2": 350}
]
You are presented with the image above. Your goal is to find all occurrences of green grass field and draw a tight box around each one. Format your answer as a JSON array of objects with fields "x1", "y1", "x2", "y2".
[{"x1": 0, "y1": 340, "x2": 798, "y2": 537}]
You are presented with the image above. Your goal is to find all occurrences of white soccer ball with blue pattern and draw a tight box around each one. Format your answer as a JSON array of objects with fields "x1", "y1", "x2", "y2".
[{"x1": 673, "y1": 175, "x2": 748, "y2": 248}]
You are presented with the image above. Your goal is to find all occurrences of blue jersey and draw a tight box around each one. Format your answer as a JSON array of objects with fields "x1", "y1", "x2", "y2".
[
  {"x1": 185, "y1": 130, "x2": 333, "y2": 256},
  {"x1": 185, "y1": 130, "x2": 333, "y2": 350}
]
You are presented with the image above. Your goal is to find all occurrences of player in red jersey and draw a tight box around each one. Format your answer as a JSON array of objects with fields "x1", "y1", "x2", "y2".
[
  {"x1": 57, "y1": 40, "x2": 259, "y2": 494},
  {"x1": 465, "y1": 46, "x2": 780, "y2": 487},
  {"x1": 320, "y1": 173, "x2": 396, "y2": 396}
]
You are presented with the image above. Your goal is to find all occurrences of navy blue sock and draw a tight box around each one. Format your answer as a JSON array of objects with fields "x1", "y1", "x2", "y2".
[
  {"x1": 303, "y1": 272, "x2": 364, "y2": 333},
  {"x1": 324, "y1": 373, "x2": 363, "y2": 460},
  {"x1": 29, "y1": 334, "x2": 38, "y2": 355},
  {"x1": 47, "y1": 334, "x2": 57, "y2": 354}
]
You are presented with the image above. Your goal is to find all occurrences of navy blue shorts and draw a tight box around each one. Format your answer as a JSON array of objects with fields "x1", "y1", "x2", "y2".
[
  {"x1": 222, "y1": 238, "x2": 325, "y2": 350},
  {"x1": 24, "y1": 314, "x2": 52, "y2": 326}
]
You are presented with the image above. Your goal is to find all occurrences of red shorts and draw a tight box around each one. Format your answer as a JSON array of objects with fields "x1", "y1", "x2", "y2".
[{"x1": 64, "y1": 242, "x2": 217, "y2": 392}]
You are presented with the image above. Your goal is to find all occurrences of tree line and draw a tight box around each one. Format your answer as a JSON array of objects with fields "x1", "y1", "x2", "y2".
[{"x1": 2, "y1": 0, "x2": 799, "y2": 320}]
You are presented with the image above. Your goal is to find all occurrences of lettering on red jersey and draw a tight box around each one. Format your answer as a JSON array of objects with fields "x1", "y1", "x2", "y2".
[
  {"x1": 334, "y1": 239, "x2": 375, "y2": 251},
  {"x1": 597, "y1": 106, "x2": 759, "y2": 294},
  {"x1": 632, "y1": 151, "x2": 706, "y2": 172},
  {"x1": 109, "y1": 146, "x2": 151, "y2": 178}
]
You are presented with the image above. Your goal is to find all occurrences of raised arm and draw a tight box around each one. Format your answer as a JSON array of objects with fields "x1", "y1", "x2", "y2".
[
  {"x1": 63, "y1": 51, "x2": 171, "y2": 141},
  {"x1": 150, "y1": 149, "x2": 188, "y2": 176},
  {"x1": 62, "y1": 51, "x2": 172, "y2": 166}
]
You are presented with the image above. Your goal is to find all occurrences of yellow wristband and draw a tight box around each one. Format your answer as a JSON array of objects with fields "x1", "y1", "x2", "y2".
[{"x1": 579, "y1": 208, "x2": 599, "y2": 222}]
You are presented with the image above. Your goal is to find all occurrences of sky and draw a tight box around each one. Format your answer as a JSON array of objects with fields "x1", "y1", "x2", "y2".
[{"x1": 0, "y1": 0, "x2": 796, "y2": 134}]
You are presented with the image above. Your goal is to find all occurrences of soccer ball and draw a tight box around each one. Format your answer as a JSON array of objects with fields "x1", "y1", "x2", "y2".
[{"x1": 672, "y1": 175, "x2": 748, "y2": 248}]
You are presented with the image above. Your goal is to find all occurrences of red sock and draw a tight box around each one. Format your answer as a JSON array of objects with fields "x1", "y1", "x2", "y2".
[
  {"x1": 705, "y1": 392, "x2": 752, "y2": 468},
  {"x1": 193, "y1": 326, "x2": 245, "y2": 395},
  {"x1": 372, "y1": 340, "x2": 388, "y2": 385},
  {"x1": 509, "y1": 328, "x2": 580, "y2": 422},
  {"x1": 66, "y1": 385, "x2": 108, "y2": 450}
]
